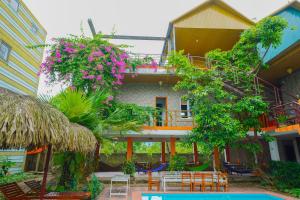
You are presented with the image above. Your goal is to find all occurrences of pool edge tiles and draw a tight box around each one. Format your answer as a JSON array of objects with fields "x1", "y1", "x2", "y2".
[{"x1": 141, "y1": 193, "x2": 284, "y2": 200}]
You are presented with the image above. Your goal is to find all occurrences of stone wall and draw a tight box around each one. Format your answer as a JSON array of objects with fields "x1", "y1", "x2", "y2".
[{"x1": 116, "y1": 83, "x2": 185, "y2": 110}]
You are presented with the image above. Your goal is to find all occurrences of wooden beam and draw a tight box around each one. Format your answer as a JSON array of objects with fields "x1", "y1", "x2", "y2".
[
  {"x1": 161, "y1": 141, "x2": 166, "y2": 163},
  {"x1": 225, "y1": 145, "x2": 231, "y2": 163},
  {"x1": 170, "y1": 137, "x2": 176, "y2": 157},
  {"x1": 127, "y1": 137, "x2": 133, "y2": 161},
  {"x1": 102, "y1": 35, "x2": 166, "y2": 41},
  {"x1": 193, "y1": 143, "x2": 199, "y2": 164},
  {"x1": 214, "y1": 147, "x2": 221, "y2": 170}
]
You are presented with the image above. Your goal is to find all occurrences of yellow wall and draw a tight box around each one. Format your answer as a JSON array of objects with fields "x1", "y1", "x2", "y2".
[{"x1": 0, "y1": 0, "x2": 46, "y2": 96}]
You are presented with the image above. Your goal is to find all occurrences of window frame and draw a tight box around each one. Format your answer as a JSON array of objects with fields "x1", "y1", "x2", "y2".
[
  {"x1": 180, "y1": 98, "x2": 192, "y2": 119},
  {"x1": 0, "y1": 40, "x2": 12, "y2": 62}
]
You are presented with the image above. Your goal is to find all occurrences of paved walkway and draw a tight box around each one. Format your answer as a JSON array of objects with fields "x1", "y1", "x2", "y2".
[{"x1": 98, "y1": 182, "x2": 297, "y2": 200}]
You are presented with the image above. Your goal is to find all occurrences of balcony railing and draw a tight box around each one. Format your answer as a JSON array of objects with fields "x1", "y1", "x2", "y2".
[{"x1": 144, "y1": 109, "x2": 194, "y2": 129}]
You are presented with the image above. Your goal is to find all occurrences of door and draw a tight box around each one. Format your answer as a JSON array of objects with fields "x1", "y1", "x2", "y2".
[{"x1": 155, "y1": 97, "x2": 167, "y2": 126}]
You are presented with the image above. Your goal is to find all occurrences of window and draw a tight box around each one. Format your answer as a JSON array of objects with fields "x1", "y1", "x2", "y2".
[
  {"x1": 181, "y1": 98, "x2": 191, "y2": 118},
  {"x1": 9, "y1": 0, "x2": 20, "y2": 12},
  {"x1": 31, "y1": 23, "x2": 38, "y2": 34},
  {"x1": 0, "y1": 41, "x2": 11, "y2": 61}
]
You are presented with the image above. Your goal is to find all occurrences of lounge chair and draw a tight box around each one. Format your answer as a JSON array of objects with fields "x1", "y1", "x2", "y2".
[
  {"x1": 0, "y1": 182, "x2": 39, "y2": 200},
  {"x1": 148, "y1": 171, "x2": 160, "y2": 191},
  {"x1": 0, "y1": 182, "x2": 91, "y2": 200},
  {"x1": 217, "y1": 172, "x2": 228, "y2": 192},
  {"x1": 192, "y1": 173, "x2": 203, "y2": 191},
  {"x1": 181, "y1": 173, "x2": 192, "y2": 191},
  {"x1": 202, "y1": 173, "x2": 214, "y2": 192},
  {"x1": 24, "y1": 180, "x2": 41, "y2": 193}
]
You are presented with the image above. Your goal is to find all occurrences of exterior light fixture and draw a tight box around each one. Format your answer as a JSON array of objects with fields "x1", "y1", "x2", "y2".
[
  {"x1": 159, "y1": 81, "x2": 163, "y2": 86},
  {"x1": 287, "y1": 68, "x2": 293, "y2": 74}
]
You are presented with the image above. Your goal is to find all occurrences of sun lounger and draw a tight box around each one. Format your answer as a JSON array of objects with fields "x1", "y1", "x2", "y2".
[{"x1": 0, "y1": 182, "x2": 91, "y2": 200}]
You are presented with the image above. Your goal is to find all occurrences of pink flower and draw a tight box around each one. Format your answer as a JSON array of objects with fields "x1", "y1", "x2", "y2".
[
  {"x1": 97, "y1": 64, "x2": 103, "y2": 71},
  {"x1": 105, "y1": 46, "x2": 112, "y2": 52},
  {"x1": 96, "y1": 75, "x2": 102, "y2": 81},
  {"x1": 107, "y1": 96, "x2": 114, "y2": 101},
  {"x1": 92, "y1": 50, "x2": 104, "y2": 57},
  {"x1": 88, "y1": 56, "x2": 94, "y2": 62},
  {"x1": 79, "y1": 44, "x2": 86, "y2": 49}
]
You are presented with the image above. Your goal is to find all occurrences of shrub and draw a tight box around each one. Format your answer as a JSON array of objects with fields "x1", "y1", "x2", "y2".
[
  {"x1": 269, "y1": 161, "x2": 300, "y2": 190},
  {"x1": 168, "y1": 155, "x2": 186, "y2": 172},
  {"x1": 285, "y1": 188, "x2": 300, "y2": 198},
  {"x1": 122, "y1": 160, "x2": 136, "y2": 177},
  {"x1": 0, "y1": 172, "x2": 37, "y2": 185},
  {"x1": 87, "y1": 174, "x2": 104, "y2": 200}
]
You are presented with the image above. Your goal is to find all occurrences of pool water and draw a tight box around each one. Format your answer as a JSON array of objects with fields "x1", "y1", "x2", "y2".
[{"x1": 142, "y1": 193, "x2": 283, "y2": 200}]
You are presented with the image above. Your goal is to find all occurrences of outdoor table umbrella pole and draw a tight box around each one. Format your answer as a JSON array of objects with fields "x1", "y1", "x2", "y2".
[{"x1": 40, "y1": 144, "x2": 52, "y2": 199}]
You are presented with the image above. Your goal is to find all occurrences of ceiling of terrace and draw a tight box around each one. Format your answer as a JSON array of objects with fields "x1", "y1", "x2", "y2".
[
  {"x1": 174, "y1": 28, "x2": 243, "y2": 56},
  {"x1": 259, "y1": 41, "x2": 300, "y2": 83},
  {"x1": 123, "y1": 74, "x2": 180, "y2": 84}
]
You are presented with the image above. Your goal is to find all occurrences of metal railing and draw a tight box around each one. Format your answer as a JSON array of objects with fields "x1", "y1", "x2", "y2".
[{"x1": 144, "y1": 109, "x2": 194, "y2": 128}]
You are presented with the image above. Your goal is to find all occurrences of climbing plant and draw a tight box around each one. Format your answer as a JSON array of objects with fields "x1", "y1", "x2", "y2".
[{"x1": 168, "y1": 16, "x2": 288, "y2": 160}]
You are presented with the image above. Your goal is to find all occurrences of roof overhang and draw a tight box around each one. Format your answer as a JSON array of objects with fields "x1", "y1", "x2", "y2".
[{"x1": 260, "y1": 39, "x2": 300, "y2": 83}]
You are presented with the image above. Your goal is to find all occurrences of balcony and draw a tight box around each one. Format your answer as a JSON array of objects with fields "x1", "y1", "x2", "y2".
[
  {"x1": 125, "y1": 53, "x2": 208, "y2": 75},
  {"x1": 143, "y1": 109, "x2": 194, "y2": 130}
]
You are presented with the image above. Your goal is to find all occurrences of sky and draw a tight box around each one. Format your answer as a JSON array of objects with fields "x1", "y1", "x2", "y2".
[{"x1": 22, "y1": 0, "x2": 291, "y2": 96}]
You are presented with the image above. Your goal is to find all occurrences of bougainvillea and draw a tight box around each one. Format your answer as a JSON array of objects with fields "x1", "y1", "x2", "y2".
[
  {"x1": 39, "y1": 35, "x2": 160, "y2": 93},
  {"x1": 39, "y1": 35, "x2": 130, "y2": 92}
]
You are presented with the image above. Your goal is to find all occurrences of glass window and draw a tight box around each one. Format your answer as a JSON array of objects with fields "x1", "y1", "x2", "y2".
[
  {"x1": 31, "y1": 23, "x2": 38, "y2": 34},
  {"x1": 9, "y1": 0, "x2": 20, "y2": 12},
  {"x1": 181, "y1": 98, "x2": 191, "y2": 118},
  {"x1": 0, "y1": 41, "x2": 11, "y2": 61}
]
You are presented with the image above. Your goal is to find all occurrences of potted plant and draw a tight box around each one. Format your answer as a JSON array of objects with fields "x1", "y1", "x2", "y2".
[
  {"x1": 168, "y1": 155, "x2": 186, "y2": 173},
  {"x1": 122, "y1": 160, "x2": 136, "y2": 177},
  {"x1": 276, "y1": 114, "x2": 288, "y2": 127}
]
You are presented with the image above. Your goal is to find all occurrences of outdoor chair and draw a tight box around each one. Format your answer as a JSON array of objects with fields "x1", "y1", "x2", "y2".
[
  {"x1": 202, "y1": 173, "x2": 214, "y2": 192},
  {"x1": 0, "y1": 182, "x2": 39, "y2": 200},
  {"x1": 192, "y1": 173, "x2": 203, "y2": 191},
  {"x1": 148, "y1": 171, "x2": 160, "y2": 191},
  {"x1": 181, "y1": 172, "x2": 192, "y2": 191},
  {"x1": 217, "y1": 172, "x2": 228, "y2": 192}
]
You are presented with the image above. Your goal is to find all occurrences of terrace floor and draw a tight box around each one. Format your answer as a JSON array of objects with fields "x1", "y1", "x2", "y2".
[{"x1": 98, "y1": 182, "x2": 297, "y2": 200}]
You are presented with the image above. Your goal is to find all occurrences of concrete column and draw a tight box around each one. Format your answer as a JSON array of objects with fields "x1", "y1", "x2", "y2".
[
  {"x1": 269, "y1": 139, "x2": 280, "y2": 161},
  {"x1": 193, "y1": 143, "x2": 199, "y2": 164},
  {"x1": 126, "y1": 137, "x2": 133, "y2": 161},
  {"x1": 170, "y1": 137, "x2": 176, "y2": 157},
  {"x1": 161, "y1": 141, "x2": 166, "y2": 163},
  {"x1": 293, "y1": 139, "x2": 300, "y2": 163}
]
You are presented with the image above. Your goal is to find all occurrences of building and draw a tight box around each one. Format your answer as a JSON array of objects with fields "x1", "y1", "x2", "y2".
[
  {"x1": 0, "y1": 0, "x2": 47, "y2": 173},
  {"x1": 0, "y1": 0, "x2": 47, "y2": 96},
  {"x1": 260, "y1": 0, "x2": 300, "y2": 164},
  {"x1": 102, "y1": 0, "x2": 300, "y2": 168},
  {"x1": 104, "y1": 0, "x2": 257, "y2": 167}
]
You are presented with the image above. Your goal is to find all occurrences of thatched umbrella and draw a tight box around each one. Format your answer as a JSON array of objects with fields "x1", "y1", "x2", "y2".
[{"x1": 0, "y1": 87, "x2": 97, "y2": 198}]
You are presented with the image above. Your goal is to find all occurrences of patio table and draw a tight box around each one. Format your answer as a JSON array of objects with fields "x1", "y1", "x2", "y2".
[{"x1": 109, "y1": 175, "x2": 130, "y2": 197}]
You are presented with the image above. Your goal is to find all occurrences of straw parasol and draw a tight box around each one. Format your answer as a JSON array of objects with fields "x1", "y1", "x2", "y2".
[{"x1": 0, "y1": 87, "x2": 97, "y2": 198}]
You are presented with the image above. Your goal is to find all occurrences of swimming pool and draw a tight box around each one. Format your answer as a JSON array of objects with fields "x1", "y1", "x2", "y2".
[{"x1": 142, "y1": 193, "x2": 283, "y2": 200}]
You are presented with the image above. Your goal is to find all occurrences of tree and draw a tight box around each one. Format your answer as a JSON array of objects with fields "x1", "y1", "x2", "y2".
[
  {"x1": 168, "y1": 16, "x2": 288, "y2": 167},
  {"x1": 49, "y1": 89, "x2": 152, "y2": 191}
]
